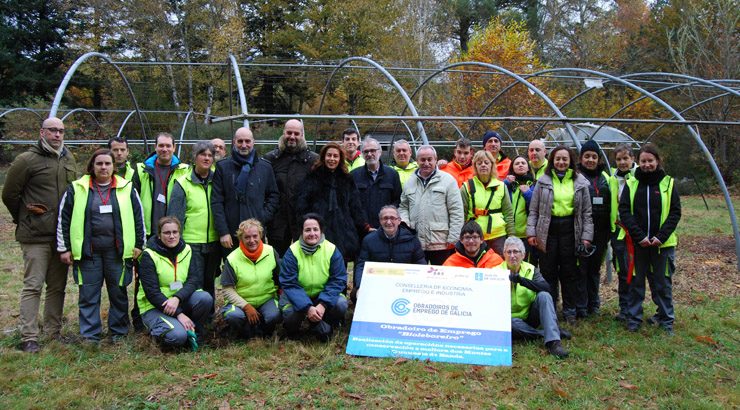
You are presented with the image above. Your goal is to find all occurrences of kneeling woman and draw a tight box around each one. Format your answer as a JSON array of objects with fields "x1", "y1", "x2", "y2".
[
  {"x1": 220, "y1": 219, "x2": 281, "y2": 338},
  {"x1": 137, "y1": 217, "x2": 213, "y2": 347},
  {"x1": 279, "y1": 213, "x2": 348, "y2": 341}
]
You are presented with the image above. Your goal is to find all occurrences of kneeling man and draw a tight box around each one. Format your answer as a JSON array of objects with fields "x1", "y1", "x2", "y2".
[{"x1": 498, "y1": 237, "x2": 570, "y2": 358}]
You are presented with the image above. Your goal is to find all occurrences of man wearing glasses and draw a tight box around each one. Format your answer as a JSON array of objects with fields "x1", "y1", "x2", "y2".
[
  {"x1": 2, "y1": 117, "x2": 78, "y2": 353},
  {"x1": 352, "y1": 206, "x2": 425, "y2": 303},
  {"x1": 443, "y1": 221, "x2": 503, "y2": 268},
  {"x1": 497, "y1": 236, "x2": 571, "y2": 358},
  {"x1": 351, "y1": 137, "x2": 401, "y2": 229}
]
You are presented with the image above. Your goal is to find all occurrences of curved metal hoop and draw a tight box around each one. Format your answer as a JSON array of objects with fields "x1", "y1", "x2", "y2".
[
  {"x1": 49, "y1": 52, "x2": 148, "y2": 152},
  {"x1": 316, "y1": 56, "x2": 428, "y2": 147},
  {"x1": 405, "y1": 62, "x2": 579, "y2": 148},
  {"x1": 228, "y1": 54, "x2": 250, "y2": 128}
]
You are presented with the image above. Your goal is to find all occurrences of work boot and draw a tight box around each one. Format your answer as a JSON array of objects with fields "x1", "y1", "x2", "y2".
[
  {"x1": 614, "y1": 313, "x2": 627, "y2": 322},
  {"x1": 546, "y1": 340, "x2": 569, "y2": 358},
  {"x1": 646, "y1": 315, "x2": 659, "y2": 326},
  {"x1": 559, "y1": 328, "x2": 572, "y2": 340},
  {"x1": 21, "y1": 340, "x2": 40, "y2": 353}
]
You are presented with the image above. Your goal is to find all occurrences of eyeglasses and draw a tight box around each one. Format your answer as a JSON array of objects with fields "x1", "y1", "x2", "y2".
[
  {"x1": 44, "y1": 127, "x2": 65, "y2": 135},
  {"x1": 362, "y1": 148, "x2": 380, "y2": 154},
  {"x1": 381, "y1": 216, "x2": 399, "y2": 222},
  {"x1": 461, "y1": 235, "x2": 481, "y2": 242},
  {"x1": 504, "y1": 249, "x2": 522, "y2": 255}
]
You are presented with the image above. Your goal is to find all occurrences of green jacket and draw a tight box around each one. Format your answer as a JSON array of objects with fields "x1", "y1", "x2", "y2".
[{"x1": 2, "y1": 141, "x2": 77, "y2": 243}]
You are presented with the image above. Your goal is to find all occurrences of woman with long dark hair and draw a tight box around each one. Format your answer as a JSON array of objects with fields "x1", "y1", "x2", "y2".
[
  {"x1": 618, "y1": 144, "x2": 680, "y2": 334},
  {"x1": 526, "y1": 146, "x2": 593, "y2": 325},
  {"x1": 295, "y1": 142, "x2": 370, "y2": 262},
  {"x1": 505, "y1": 155, "x2": 535, "y2": 261}
]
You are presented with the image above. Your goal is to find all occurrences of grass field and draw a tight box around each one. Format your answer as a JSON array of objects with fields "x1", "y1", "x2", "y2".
[{"x1": 0, "y1": 192, "x2": 738, "y2": 409}]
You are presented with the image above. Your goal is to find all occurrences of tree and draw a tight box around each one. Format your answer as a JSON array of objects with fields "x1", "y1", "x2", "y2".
[{"x1": 0, "y1": 0, "x2": 72, "y2": 106}]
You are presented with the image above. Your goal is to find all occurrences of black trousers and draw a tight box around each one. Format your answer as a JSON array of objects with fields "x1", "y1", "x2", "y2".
[
  {"x1": 539, "y1": 216, "x2": 584, "y2": 319},
  {"x1": 580, "y1": 221, "x2": 611, "y2": 314}
]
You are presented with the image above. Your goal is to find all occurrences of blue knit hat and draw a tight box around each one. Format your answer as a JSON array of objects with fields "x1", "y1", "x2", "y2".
[
  {"x1": 482, "y1": 131, "x2": 502, "y2": 146},
  {"x1": 580, "y1": 139, "x2": 601, "y2": 156}
]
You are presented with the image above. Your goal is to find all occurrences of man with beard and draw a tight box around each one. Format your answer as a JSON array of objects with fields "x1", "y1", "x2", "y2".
[
  {"x1": 211, "y1": 138, "x2": 227, "y2": 162},
  {"x1": 262, "y1": 120, "x2": 319, "y2": 255},
  {"x1": 212, "y1": 128, "x2": 280, "y2": 254}
]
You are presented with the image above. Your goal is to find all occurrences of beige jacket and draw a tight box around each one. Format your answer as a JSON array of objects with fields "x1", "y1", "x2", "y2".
[
  {"x1": 526, "y1": 172, "x2": 594, "y2": 252},
  {"x1": 399, "y1": 170, "x2": 464, "y2": 251}
]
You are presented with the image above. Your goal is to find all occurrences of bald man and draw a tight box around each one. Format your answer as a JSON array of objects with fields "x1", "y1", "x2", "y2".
[
  {"x1": 2, "y1": 117, "x2": 78, "y2": 352},
  {"x1": 262, "y1": 120, "x2": 319, "y2": 254},
  {"x1": 212, "y1": 127, "x2": 279, "y2": 253},
  {"x1": 528, "y1": 139, "x2": 548, "y2": 180}
]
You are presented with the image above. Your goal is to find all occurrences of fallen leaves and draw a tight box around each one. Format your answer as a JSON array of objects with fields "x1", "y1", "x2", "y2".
[
  {"x1": 191, "y1": 373, "x2": 217, "y2": 382},
  {"x1": 393, "y1": 357, "x2": 409, "y2": 365},
  {"x1": 695, "y1": 335, "x2": 719, "y2": 346},
  {"x1": 618, "y1": 381, "x2": 638, "y2": 390},
  {"x1": 553, "y1": 387, "x2": 569, "y2": 399},
  {"x1": 340, "y1": 391, "x2": 364, "y2": 401}
]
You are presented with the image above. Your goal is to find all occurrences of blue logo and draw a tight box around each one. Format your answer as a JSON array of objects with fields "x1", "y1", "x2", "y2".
[
  {"x1": 391, "y1": 298, "x2": 410, "y2": 316},
  {"x1": 475, "y1": 272, "x2": 484, "y2": 281}
]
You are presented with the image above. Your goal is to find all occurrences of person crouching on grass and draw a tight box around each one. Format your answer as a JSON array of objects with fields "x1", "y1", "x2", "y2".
[
  {"x1": 220, "y1": 219, "x2": 281, "y2": 339},
  {"x1": 496, "y1": 237, "x2": 571, "y2": 358}
]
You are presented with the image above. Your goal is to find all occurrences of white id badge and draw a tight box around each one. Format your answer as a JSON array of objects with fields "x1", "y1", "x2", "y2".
[
  {"x1": 170, "y1": 281, "x2": 183, "y2": 291},
  {"x1": 99, "y1": 205, "x2": 113, "y2": 214},
  {"x1": 593, "y1": 197, "x2": 604, "y2": 205},
  {"x1": 157, "y1": 193, "x2": 167, "y2": 203}
]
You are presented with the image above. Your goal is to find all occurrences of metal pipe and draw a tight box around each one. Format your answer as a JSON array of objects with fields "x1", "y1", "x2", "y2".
[
  {"x1": 228, "y1": 54, "x2": 250, "y2": 128},
  {"x1": 48, "y1": 52, "x2": 149, "y2": 152}
]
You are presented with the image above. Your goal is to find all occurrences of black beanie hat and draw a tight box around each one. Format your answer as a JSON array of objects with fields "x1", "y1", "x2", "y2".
[{"x1": 580, "y1": 139, "x2": 600, "y2": 156}]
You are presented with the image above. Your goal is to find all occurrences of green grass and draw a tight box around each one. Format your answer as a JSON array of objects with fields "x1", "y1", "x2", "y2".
[{"x1": 0, "y1": 191, "x2": 738, "y2": 408}]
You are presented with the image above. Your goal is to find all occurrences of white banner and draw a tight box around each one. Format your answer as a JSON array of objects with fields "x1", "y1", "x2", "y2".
[{"x1": 346, "y1": 262, "x2": 511, "y2": 366}]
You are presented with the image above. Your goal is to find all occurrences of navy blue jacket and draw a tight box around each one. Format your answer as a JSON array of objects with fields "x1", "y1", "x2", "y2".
[
  {"x1": 211, "y1": 151, "x2": 280, "y2": 241},
  {"x1": 351, "y1": 161, "x2": 402, "y2": 228},
  {"x1": 354, "y1": 224, "x2": 426, "y2": 288}
]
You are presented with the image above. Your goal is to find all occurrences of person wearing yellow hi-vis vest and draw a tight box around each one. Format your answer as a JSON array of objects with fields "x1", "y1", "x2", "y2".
[
  {"x1": 608, "y1": 144, "x2": 637, "y2": 322},
  {"x1": 168, "y1": 141, "x2": 220, "y2": 300},
  {"x1": 220, "y1": 219, "x2": 281, "y2": 339},
  {"x1": 497, "y1": 237, "x2": 571, "y2": 358},
  {"x1": 279, "y1": 213, "x2": 348, "y2": 342},
  {"x1": 577, "y1": 139, "x2": 613, "y2": 317},
  {"x1": 618, "y1": 144, "x2": 681, "y2": 335},
  {"x1": 504, "y1": 155, "x2": 537, "y2": 264},
  {"x1": 137, "y1": 217, "x2": 213, "y2": 348},
  {"x1": 131, "y1": 133, "x2": 189, "y2": 236},
  {"x1": 108, "y1": 136, "x2": 135, "y2": 180},
  {"x1": 57, "y1": 149, "x2": 146, "y2": 343},
  {"x1": 460, "y1": 150, "x2": 515, "y2": 256},
  {"x1": 526, "y1": 146, "x2": 593, "y2": 326}
]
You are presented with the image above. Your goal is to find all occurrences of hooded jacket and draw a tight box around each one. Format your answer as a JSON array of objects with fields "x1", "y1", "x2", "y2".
[
  {"x1": 442, "y1": 241, "x2": 503, "y2": 268},
  {"x1": 2, "y1": 141, "x2": 77, "y2": 243},
  {"x1": 354, "y1": 224, "x2": 426, "y2": 288},
  {"x1": 132, "y1": 153, "x2": 189, "y2": 234},
  {"x1": 211, "y1": 147, "x2": 280, "y2": 239}
]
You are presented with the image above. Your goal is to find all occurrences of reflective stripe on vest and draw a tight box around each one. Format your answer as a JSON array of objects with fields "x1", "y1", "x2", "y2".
[
  {"x1": 136, "y1": 163, "x2": 189, "y2": 234},
  {"x1": 137, "y1": 245, "x2": 192, "y2": 315},
  {"x1": 70, "y1": 175, "x2": 135, "y2": 260},
  {"x1": 289, "y1": 240, "x2": 336, "y2": 299},
  {"x1": 176, "y1": 173, "x2": 218, "y2": 243},
  {"x1": 225, "y1": 245, "x2": 278, "y2": 307},
  {"x1": 466, "y1": 177, "x2": 506, "y2": 240},
  {"x1": 627, "y1": 174, "x2": 677, "y2": 248}
]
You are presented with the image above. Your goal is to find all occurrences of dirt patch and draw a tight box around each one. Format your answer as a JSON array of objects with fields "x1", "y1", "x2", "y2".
[{"x1": 672, "y1": 235, "x2": 739, "y2": 303}]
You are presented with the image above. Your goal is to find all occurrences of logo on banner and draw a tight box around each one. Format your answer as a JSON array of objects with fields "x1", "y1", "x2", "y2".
[
  {"x1": 474, "y1": 271, "x2": 484, "y2": 281},
  {"x1": 391, "y1": 298, "x2": 410, "y2": 316}
]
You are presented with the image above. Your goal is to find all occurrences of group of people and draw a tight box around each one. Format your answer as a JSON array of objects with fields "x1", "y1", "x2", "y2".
[{"x1": 3, "y1": 117, "x2": 680, "y2": 360}]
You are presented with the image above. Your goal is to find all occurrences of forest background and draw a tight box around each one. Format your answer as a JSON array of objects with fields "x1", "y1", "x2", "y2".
[{"x1": 0, "y1": 0, "x2": 737, "y2": 185}]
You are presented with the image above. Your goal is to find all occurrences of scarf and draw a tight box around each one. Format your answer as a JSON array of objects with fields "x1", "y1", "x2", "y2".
[
  {"x1": 240, "y1": 240, "x2": 263, "y2": 263},
  {"x1": 299, "y1": 234, "x2": 325, "y2": 255},
  {"x1": 39, "y1": 138, "x2": 63, "y2": 157},
  {"x1": 232, "y1": 148, "x2": 256, "y2": 194}
]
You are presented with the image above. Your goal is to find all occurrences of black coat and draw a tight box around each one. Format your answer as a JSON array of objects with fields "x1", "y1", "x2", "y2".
[
  {"x1": 351, "y1": 161, "x2": 402, "y2": 228},
  {"x1": 295, "y1": 166, "x2": 368, "y2": 260},
  {"x1": 354, "y1": 224, "x2": 426, "y2": 288},
  {"x1": 262, "y1": 148, "x2": 318, "y2": 249},
  {"x1": 211, "y1": 153, "x2": 280, "y2": 240}
]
